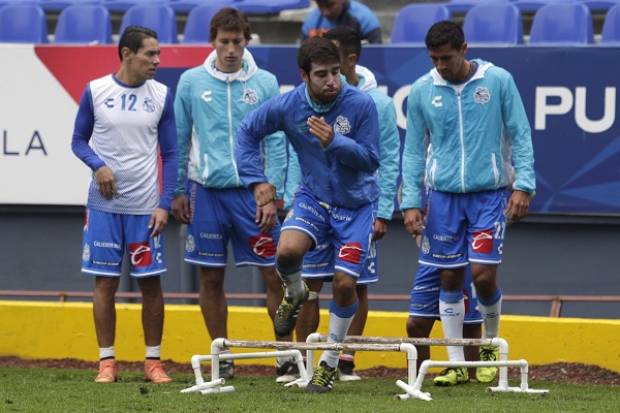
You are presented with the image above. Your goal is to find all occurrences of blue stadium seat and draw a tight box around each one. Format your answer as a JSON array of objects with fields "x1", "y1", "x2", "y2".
[
  {"x1": 390, "y1": 4, "x2": 451, "y2": 44},
  {"x1": 581, "y1": 1, "x2": 620, "y2": 12},
  {"x1": 38, "y1": 0, "x2": 99, "y2": 12},
  {"x1": 529, "y1": 2, "x2": 593, "y2": 44},
  {"x1": 168, "y1": 0, "x2": 236, "y2": 13},
  {"x1": 601, "y1": 4, "x2": 620, "y2": 44},
  {"x1": 464, "y1": 3, "x2": 523, "y2": 44},
  {"x1": 447, "y1": 0, "x2": 513, "y2": 14},
  {"x1": 120, "y1": 4, "x2": 178, "y2": 43},
  {"x1": 104, "y1": 0, "x2": 168, "y2": 13},
  {"x1": 237, "y1": 0, "x2": 309, "y2": 14},
  {"x1": 513, "y1": 0, "x2": 576, "y2": 13},
  {"x1": 183, "y1": 4, "x2": 221, "y2": 43},
  {"x1": 54, "y1": 4, "x2": 112, "y2": 44},
  {"x1": 0, "y1": 3, "x2": 48, "y2": 43}
]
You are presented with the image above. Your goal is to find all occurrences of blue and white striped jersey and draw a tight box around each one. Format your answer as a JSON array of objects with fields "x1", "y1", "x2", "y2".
[{"x1": 72, "y1": 74, "x2": 178, "y2": 215}]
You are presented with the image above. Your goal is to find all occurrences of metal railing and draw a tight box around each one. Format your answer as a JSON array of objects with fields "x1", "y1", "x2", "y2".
[{"x1": 1, "y1": 290, "x2": 618, "y2": 317}]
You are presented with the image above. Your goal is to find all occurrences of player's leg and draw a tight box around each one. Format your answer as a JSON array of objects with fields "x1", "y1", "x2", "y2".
[
  {"x1": 463, "y1": 266, "x2": 483, "y2": 379},
  {"x1": 406, "y1": 315, "x2": 435, "y2": 372},
  {"x1": 82, "y1": 209, "x2": 123, "y2": 383},
  {"x1": 295, "y1": 278, "x2": 323, "y2": 343},
  {"x1": 463, "y1": 323, "x2": 482, "y2": 379}
]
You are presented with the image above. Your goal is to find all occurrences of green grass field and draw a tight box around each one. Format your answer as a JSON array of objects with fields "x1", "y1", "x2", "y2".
[{"x1": 1, "y1": 367, "x2": 618, "y2": 413}]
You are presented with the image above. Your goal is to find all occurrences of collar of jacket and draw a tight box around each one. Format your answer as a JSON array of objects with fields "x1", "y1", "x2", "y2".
[
  {"x1": 202, "y1": 48, "x2": 258, "y2": 82},
  {"x1": 430, "y1": 59, "x2": 494, "y2": 87}
]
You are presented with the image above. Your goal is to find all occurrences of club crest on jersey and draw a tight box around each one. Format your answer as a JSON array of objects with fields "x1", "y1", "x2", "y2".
[
  {"x1": 333, "y1": 115, "x2": 351, "y2": 134},
  {"x1": 185, "y1": 234, "x2": 195, "y2": 253},
  {"x1": 473, "y1": 87, "x2": 491, "y2": 104},
  {"x1": 143, "y1": 97, "x2": 156, "y2": 112},
  {"x1": 421, "y1": 236, "x2": 430, "y2": 254},
  {"x1": 82, "y1": 244, "x2": 90, "y2": 262},
  {"x1": 241, "y1": 88, "x2": 259, "y2": 105}
]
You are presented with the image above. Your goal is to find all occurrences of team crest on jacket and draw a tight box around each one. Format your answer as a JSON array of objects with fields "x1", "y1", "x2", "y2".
[
  {"x1": 473, "y1": 87, "x2": 491, "y2": 104},
  {"x1": 143, "y1": 97, "x2": 156, "y2": 112},
  {"x1": 333, "y1": 115, "x2": 351, "y2": 134},
  {"x1": 242, "y1": 88, "x2": 259, "y2": 105}
]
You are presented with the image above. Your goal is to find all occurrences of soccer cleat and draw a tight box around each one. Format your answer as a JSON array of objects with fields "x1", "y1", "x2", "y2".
[
  {"x1": 219, "y1": 360, "x2": 235, "y2": 380},
  {"x1": 337, "y1": 358, "x2": 361, "y2": 381},
  {"x1": 144, "y1": 359, "x2": 172, "y2": 384},
  {"x1": 275, "y1": 359, "x2": 300, "y2": 383},
  {"x1": 274, "y1": 283, "x2": 309, "y2": 337},
  {"x1": 476, "y1": 344, "x2": 499, "y2": 383},
  {"x1": 306, "y1": 361, "x2": 337, "y2": 393},
  {"x1": 95, "y1": 359, "x2": 117, "y2": 383},
  {"x1": 433, "y1": 367, "x2": 469, "y2": 386}
]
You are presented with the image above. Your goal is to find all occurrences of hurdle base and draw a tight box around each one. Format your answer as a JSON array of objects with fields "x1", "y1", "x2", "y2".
[
  {"x1": 395, "y1": 379, "x2": 432, "y2": 401},
  {"x1": 488, "y1": 386, "x2": 549, "y2": 395},
  {"x1": 180, "y1": 378, "x2": 227, "y2": 394},
  {"x1": 200, "y1": 385, "x2": 236, "y2": 395}
]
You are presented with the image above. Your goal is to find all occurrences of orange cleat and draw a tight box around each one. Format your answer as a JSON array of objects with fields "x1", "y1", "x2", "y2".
[
  {"x1": 144, "y1": 359, "x2": 173, "y2": 384},
  {"x1": 95, "y1": 359, "x2": 117, "y2": 383}
]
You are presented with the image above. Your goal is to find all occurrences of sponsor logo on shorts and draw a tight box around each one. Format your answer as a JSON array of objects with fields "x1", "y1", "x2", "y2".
[
  {"x1": 93, "y1": 241, "x2": 122, "y2": 250},
  {"x1": 432, "y1": 234, "x2": 455, "y2": 242},
  {"x1": 129, "y1": 241, "x2": 152, "y2": 268},
  {"x1": 185, "y1": 234, "x2": 195, "y2": 253},
  {"x1": 299, "y1": 202, "x2": 325, "y2": 222},
  {"x1": 338, "y1": 242, "x2": 363, "y2": 264},
  {"x1": 472, "y1": 229, "x2": 494, "y2": 254},
  {"x1": 330, "y1": 211, "x2": 352, "y2": 222},
  {"x1": 82, "y1": 244, "x2": 90, "y2": 262},
  {"x1": 431, "y1": 253, "x2": 463, "y2": 260},
  {"x1": 295, "y1": 217, "x2": 320, "y2": 233},
  {"x1": 200, "y1": 232, "x2": 223, "y2": 240},
  {"x1": 249, "y1": 234, "x2": 276, "y2": 258}
]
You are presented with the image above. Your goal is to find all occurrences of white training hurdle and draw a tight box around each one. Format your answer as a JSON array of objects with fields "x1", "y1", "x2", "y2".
[{"x1": 181, "y1": 334, "x2": 548, "y2": 400}]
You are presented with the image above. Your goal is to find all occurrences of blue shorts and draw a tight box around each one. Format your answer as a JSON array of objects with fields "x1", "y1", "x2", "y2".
[
  {"x1": 418, "y1": 189, "x2": 508, "y2": 268},
  {"x1": 184, "y1": 183, "x2": 280, "y2": 267},
  {"x1": 409, "y1": 265, "x2": 483, "y2": 324},
  {"x1": 81, "y1": 209, "x2": 166, "y2": 277},
  {"x1": 283, "y1": 189, "x2": 374, "y2": 278}
]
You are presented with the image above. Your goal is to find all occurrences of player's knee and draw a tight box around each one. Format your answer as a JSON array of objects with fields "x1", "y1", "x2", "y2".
[
  {"x1": 200, "y1": 270, "x2": 225, "y2": 291},
  {"x1": 95, "y1": 277, "x2": 119, "y2": 297},
  {"x1": 275, "y1": 245, "x2": 303, "y2": 274},
  {"x1": 472, "y1": 268, "x2": 497, "y2": 296},
  {"x1": 332, "y1": 273, "x2": 356, "y2": 292},
  {"x1": 406, "y1": 316, "x2": 432, "y2": 338}
]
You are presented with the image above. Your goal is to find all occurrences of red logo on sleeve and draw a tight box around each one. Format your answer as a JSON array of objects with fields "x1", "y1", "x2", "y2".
[
  {"x1": 338, "y1": 242, "x2": 363, "y2": 264},
  {"x1": 129, "y1": 241, "x2": 152, "y2": 267},
  {"x1": 249, "y1": 234, "x2": 276, "y2": 258},
  {"x1": 471, "y1": 230, "x2": 494, "y2": 254}
]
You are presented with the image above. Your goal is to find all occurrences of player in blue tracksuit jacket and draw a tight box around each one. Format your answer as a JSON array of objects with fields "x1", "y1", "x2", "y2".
[
  {"x1": 236, "y1": 37, "x2": 379, "y2": 393},
  {"x1": 401, "y1": 22, "x2": 535, "y2": 386},
  {"x1": 292, "y1": 27, "x2": 400, "y2": 381}
]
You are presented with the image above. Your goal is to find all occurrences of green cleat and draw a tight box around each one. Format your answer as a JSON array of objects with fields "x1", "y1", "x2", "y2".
[
  {"x1": 274, "y1": 283, "x2": 309, "y2": 337},
  {"x1": 476, "y1": 344, "x2": 499, "y2": 383},
  {"x1": 306, "y1": 361, "x2": 337, "y2": 393},
  {"x1": 433, "y1": 367, "x2": 469, "y2": 386}
]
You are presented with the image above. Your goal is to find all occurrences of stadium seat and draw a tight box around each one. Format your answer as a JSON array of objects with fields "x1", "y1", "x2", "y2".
[
  {"x1": 183, "y1": 4, "x2": 222, "y2": 43},
  {"x1": 446, "y1": 0, "x2": 512, "y2": 14},
  {"x1": 390, "y1": 4, "x2": 451, "y2": 44},
  {"x1": 54, "y1": 4, "x2": 112, "y2": 44},
  {"x1": 37, "y1": 0, "x2": 99, "y2": 12},
  {"x1": 168, "y1": 0, "x2": 237, "y2": 13},
  {"x1": 237, "y1": 0, "x2": 310, "y2": 14},
  {"x1": 581, "y1": 0, "x2": 620, "y2": 12},
  {"x1": 529, "y1": 2, "x2": 593, "y2": 44},
  {"x1": 601, "y1": 4, "x2": 620, "y2": 43},
  {"x1": 104, "y1": 0, "x2": 168, "y2": 13},
  {"x1": 513, "y1": 0, "x2": 577, "y2": 13},
  {"x1": 0, "y1": 3, "x2": 48, "y2": 43},
  {"x1": 120, "y1": 4, "x2": 178, "y2": 43},
  {"x1": 464, "y1": 2, "x2": 523, "y2": 45}
]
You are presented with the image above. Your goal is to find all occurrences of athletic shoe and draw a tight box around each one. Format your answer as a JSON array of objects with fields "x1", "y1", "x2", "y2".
[
  {"x1": 306, "y1": 361, "x2": 337, "y2": 393},
  {"x1": 337, "y1": 358, "x2": 361, "y2": 381},
  {"x1": 219, "y1": 360, "x2": 235, "y2": 380},
  {"x1": 95, "y1": 359, "x2": 117, "y2": 383},
  {"x1": 432, "y1": 367, "x2": 469, "y2": 386},
  {"x1": 275, "y1": 359, "x2": 300, "y2": 383},
  {"x1": 274, "y1": 283, "x2": 309, "y2": 337},
  {"x1": 144, "y1": 359, "x2": 172, "y2": 384},
  {"x1": 476, "y1": 344, "x2": 499, "y2": 383}
]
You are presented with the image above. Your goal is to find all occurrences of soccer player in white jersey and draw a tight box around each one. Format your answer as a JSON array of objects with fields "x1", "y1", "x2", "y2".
[{"x1": 71, "y1": 26, "x2": 178, "y2": 384}]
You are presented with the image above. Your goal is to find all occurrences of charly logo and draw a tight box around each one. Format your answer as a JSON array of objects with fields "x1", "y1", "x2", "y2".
[
  {"x1": 432, "y1": 96, "x2": 443, "y2": 108},
  {"x1": 201, "y1": 90, "x2": 212, "y2": 103},
  {"x1": 104, "y1": 97, "x2": 115, "y2": 108},
  {"x1": 473, "y1": 87, "x2": 491, "y2": 104},
  {"x1": 421, "y1": 236, "x2": 431, "y2": 255},
  {"x1": 333, "y1": 115, "x2": 351, "y2": 134},
  {"x1": 143, "y1": 97, "x2": 156, "y2": 112},
  {"x1": 185, "y1": 234, "x2": 195, "y2": 253},
  {"x1": 82, "y1": 244, "x2": 90, "y2": 262},
  {"x1": 241, "y1": 88, "x2": 259, "y2": 105}
]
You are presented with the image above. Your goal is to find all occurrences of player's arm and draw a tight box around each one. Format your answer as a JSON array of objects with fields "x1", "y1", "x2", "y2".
[
  {"x1": 375, "y1": 97, "x2": 401, "y2": 239},
  {"x1": 150, "y1": 89, "x2": 179, "y2": 237},
  {"x1": 284, "y1": 144, "x2": 300, "y2": 210},
  {"x1": 401, "y1": 84, "x2": 427, "y2": 235},
  {"x1": 321, "y1": 97, "x2": 380, "y2": 173},
  {"x1": 71, "y1": 85, "x2": 116, "y2": 200},
  {"x1": 501, "y1": 72, "x2": 536, "y2": 222},
  {"x1": 261, "y1": 77, "x2": 287, "y2": 201},
  {"x1": 236, "y1": 96, "x2": 284, "y2": 232},
  {"x1": 171, "y1": 75, "x2": 193, "y2": 223}
]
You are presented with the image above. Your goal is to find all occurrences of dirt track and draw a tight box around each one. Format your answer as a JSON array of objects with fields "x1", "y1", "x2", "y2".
[{"x1": 0, "y1": 357, "x2": 618, "y2": 385}]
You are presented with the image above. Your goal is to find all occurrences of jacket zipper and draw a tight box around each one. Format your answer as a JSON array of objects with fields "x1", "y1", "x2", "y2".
[
  {"x1": 457, "y1": 91, "x2": 465, "y2": 192},
  {"x1": 227, "y1": 79, "x2": 240, "y2": 186}
]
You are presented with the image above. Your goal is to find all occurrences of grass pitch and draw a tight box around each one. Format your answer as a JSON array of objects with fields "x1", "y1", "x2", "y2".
[{"x1": 0, "y1": 367, "x2": 618, "y2": 413}]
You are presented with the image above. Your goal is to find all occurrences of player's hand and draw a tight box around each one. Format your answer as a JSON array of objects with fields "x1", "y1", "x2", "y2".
[
  {"x1": 255, "y1": 200, "x2": 277, "y2": 233},
  {"x1": 254, "y1": 182, "x2": 276, "y2": 207},
  {"x1": 95, "y1": 166, "x2": 117, "y2": 200},
  {"x1": 149, "y1": 208, "x2": 169, "y2": 237},
  {"x1": 308, "y1": 116, "x2": 334, "y2": 148},
  {"x1": 403, "y1": 208, "x2": 425, "y2": 236},
  {"x1": 505, "y1": 190, "x2": 530, "y2": 224},
  {"x1": 171, "y1": 194, "x2": 191, "y2": 224},
  {"x1": 372, "y1": 218, "x2": 389, "y2": 241}
]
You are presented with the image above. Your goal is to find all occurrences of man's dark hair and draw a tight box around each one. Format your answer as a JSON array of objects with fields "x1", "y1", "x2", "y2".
[
  {"x1": 297, "y1": 37, "x2": 341, "y2": 74},
  {"x1": 425, "y1": 21, "x2": 465, "y2": 50},
  {"x1": 324, "y1": 26, "x2": 362, "y2": 59},
  {"x1": 209, "y1": 7, "x2": 252, "y2": 42},
  {"x1": 118, "y1": 26, "x2": 158, "y2": 61}
]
